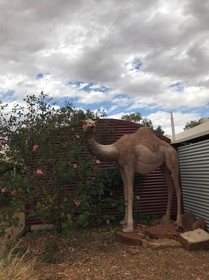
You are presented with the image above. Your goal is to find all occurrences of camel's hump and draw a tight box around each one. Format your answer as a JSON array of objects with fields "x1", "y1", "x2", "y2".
[{"x1": 115, "y1": 127, "x2": 161, "y2": 152}]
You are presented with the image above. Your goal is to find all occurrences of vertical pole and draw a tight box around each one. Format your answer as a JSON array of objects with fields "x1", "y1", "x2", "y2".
[{"x1": 171, "y1": 112, "x2": 176, "y2": 141}]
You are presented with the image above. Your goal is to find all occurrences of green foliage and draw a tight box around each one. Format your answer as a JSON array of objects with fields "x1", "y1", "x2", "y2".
[
  {"x1": 42, "y1": 237, "x2": 60, "y2": 263},
  {"x1": 184, "y1": 120, "x2": 199, "y2": 130},
  {"x1": 134, "y1": 214, "x2": 154, "y2": 225},
  {"x1": 0, "y1": 92, "x2": 124, "y2": 235},
  {"x1": 121, "y1": 112, "x2": 142, "y2": 123},
  {"x1": 155, "y1": 125, "x2": 165, "y2": 135},
  {"x1": 0, "y1": 189, "x2": 11, "y2": 206},
  {"x1": 75, "y1": 168, "x2": 125, "y2": 227},
  {"x1": 141, "y1": 118, "x2": 153, "y2": 129},
  {"x1": 121, "y1": 112, "x2": 164, "y2": 135}
]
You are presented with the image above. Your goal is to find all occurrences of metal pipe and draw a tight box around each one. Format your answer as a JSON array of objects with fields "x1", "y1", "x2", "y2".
[{"x1": 171, "y1": 112, "x2": 176, "y2": 141}]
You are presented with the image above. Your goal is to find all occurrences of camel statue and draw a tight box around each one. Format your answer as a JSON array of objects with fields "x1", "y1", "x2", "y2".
[{"x1": 82, "y1": 119, "x2": 182, "y2": 232}]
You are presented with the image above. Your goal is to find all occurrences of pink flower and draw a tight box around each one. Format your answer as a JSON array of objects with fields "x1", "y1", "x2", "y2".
[
  {"x1": 36, "y1": 169, "x2": 43, "y2": 175},
  {"x1": 0, "y1": 140, "x2": 5, "y2": 145},
  {"x1": 96, "y1": 159, "x2": 101, "y2": 165},
  {"x1": 135, "y1": 195, "x2": 140, "y2": 200},
  {"x1": 74, "y1": 199, "x2": 81, "y2": 206},
  {"x1": 27, "y1": 124, "x2": 32, "y2": 133},
  {"x1": 11, "y1": 190, "x2": 16, "y2": 196},
  {"x1": 63, "y1": 141, "x2": 68, "y2": 147},
  {"x1": 1, "y1": 187, "x2": 7, "y2": 193},
  {"x1": 72, "y1": 163, "x2": 78, "y2": 169},
  {"x1": 75, "y1": 134, "x2": 80, "y2": 140},
  {"x1": 32, "y1": 144, "x2": 39, "y2": 151}
]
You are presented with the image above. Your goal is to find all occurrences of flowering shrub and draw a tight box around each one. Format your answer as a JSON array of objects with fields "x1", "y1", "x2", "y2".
[
  {"x1": 32, "y1": 145, "x2": 39, "y2": 152},
  {"x1": 0, "y1": 187, "x2": 10, "y2": 205},
  {"x1": 0, "y1": 92, "x2": 123, "y2": 235}
]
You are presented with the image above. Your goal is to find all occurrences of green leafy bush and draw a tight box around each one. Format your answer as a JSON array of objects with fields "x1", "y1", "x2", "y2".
[{"x1": 0, "y1": 92, "x2": 124, "y2": 235}]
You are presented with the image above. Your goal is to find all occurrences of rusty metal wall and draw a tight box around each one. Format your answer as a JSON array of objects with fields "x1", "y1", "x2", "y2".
[
  {"x1": 95, "y1": 119, "x2": 177, "y2": 217},
  {"x1": 26, "y1": 119, "x2": 177, "y2": 226}
]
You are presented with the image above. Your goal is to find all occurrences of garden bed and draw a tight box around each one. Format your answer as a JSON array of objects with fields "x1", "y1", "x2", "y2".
[
  {"x1": 0, "y1": 210, "x2": 25, "y2": 254},
  {"x1": 14, "y1": 225, "x2": 209, "y2": 280}
]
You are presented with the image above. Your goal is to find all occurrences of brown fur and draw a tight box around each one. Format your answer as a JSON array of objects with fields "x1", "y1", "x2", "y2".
[
  {"x1": 115, "y1": 127, "x2": 161, "y2": 153},
  {"x1": 83, "y1": 119, "x2": 182, "y2": 232}
]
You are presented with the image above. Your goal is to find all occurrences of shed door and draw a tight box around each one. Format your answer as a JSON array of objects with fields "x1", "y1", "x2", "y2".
[{"x1": 178, "y1": 139, "x2": 209, "y2": 229}]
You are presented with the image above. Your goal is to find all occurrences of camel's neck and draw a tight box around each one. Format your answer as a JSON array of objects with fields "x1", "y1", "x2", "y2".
[{"x1": 85, "y1": 134, "x2": 118, "y2": 161}]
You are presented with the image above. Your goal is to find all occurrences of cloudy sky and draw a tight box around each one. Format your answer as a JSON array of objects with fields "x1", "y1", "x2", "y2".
[{"x1": 0, "y1": 0, "x2": 209, "y2": 136}]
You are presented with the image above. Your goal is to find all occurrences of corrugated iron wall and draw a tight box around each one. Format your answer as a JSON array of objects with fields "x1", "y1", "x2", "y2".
[
  {"x1": 96, "y1": 119, "x2": 177, "y2": 217},
  {"x1": 26, "y1": 119, "x2": 178, "y2": 226},
  {"x1": 178, "y1": 139, "x2": 209, "y2": 229}
]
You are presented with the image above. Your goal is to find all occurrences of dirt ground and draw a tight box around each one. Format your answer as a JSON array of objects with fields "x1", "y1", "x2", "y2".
[{"x1": 18, "y1": 225, "x2": 209, "y2": 280}]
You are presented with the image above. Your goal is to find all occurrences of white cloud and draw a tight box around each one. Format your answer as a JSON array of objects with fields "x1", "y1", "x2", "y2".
[
  {"x1": 147, "y1": 111, "x2": 201, "y2": 136},
  {"x1": 0, "y1": 0, "x2": 209, "y2": 135}
]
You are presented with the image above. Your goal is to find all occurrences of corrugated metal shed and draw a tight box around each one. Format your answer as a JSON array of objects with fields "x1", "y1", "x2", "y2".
[
  {"x1": 172, "y1": 120, "x2": 209, "y2": 143},
  {"x1": 178, "y1": 139, "x2": 209, "y2": 229}
]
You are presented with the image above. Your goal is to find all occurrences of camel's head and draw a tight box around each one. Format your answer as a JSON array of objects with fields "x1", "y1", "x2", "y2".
[{"x1": 82, "y1": 119, "x2": 96, "y2": 134}]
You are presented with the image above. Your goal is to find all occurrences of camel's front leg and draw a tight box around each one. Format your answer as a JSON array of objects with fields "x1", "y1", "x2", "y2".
[
  {"x1": 120, "y1": 184, "x2": 128, "y2": 225},
  {"x1": 120, "y1": 167, "x2": 134, "y2": 232}
]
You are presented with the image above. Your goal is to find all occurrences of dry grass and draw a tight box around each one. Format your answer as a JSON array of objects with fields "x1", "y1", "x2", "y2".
[
  {"x1": 18, "y1": 227, "x2": 209, "y2": 280},
  {"x1": 2, "y1": 227, "x2": 209, "y2": 280},
  {"x1": 0, "y1": 245, "x2": 39, "y2": 280}
]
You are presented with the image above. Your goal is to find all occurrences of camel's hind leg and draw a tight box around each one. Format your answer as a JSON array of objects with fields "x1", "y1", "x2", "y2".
[
  {"x1": 170, "y1": 169, "x2": 182, "y2": 226},
  {"x1": 164, "y1": 151, "x2": 182, "y2": 227},
  {"x1": 161, "y1": 165, "x2": 174, "y2": 222}
]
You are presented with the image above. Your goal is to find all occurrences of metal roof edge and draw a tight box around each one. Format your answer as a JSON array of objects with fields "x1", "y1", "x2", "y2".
[{"x1": 172, "y1": 121, "x2": 209, "y2": 144}]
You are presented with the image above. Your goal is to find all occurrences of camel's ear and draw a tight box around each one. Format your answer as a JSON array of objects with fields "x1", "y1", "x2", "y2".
[{"x1": 80, "y1": 119, "x2": 96, "y2": 125}]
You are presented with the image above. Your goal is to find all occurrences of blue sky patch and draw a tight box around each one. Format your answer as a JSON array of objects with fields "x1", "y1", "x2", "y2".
[
  {"x1": 131, "y1": 57, "x2": 142, "y2": 71},
  {"x1": 1, "y1": 90, "x2": 15, "y2": 102},
  {"x1": 181, "y1": 105, "x2": 209, "y2": 118},
  {"x1": 126, "y1": 57, "x2": 142, "y2": 72},
  {"x1": 36, "y1": 73, "x2": 44, "y2": 80},
  {"x1": 68, "y1": 81, "x2": 111, "y2": 93},
  {"x1": 169, "y1": 82, "x2": 184, "y2": 92},
  {"x1": 36, "y1": 73, "x2": 49, "y2": 80},
  {"x1": 200, "y1": 104, "x2": 209, "y2": 117}
]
